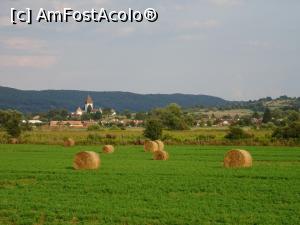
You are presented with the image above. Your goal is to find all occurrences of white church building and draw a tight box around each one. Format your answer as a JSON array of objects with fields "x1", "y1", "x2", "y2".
[{"x1": 74, "y1": 95, "x2": 102, "y2": 116}]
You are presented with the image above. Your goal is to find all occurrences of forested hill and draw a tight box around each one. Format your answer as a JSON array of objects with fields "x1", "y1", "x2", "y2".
[{"x1": 0, "y1": 86, "x2": 230, "y2": 113}]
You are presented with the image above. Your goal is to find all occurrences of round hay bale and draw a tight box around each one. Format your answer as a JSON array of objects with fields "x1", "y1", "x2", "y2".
[
  {"x1": 103, "y1": 145, "x2": 114, "y2": 154},
  {"x1": 10, "y1": 138, "x2": 19, "y2": 144},
  {"x1": 144, "y1": 140, "x2": 159, "y2": 152},
  {"x1": 155, "y1": 140, "x2": 164, "y2": 151},
  {"x1": 73, "y1": 151, "x2": 100, "y2": 170},
  {"x1": 153, "y1": 150, "x2": 169, "y2": 161},
  {"x1": 224, "y1": 149, "x2": 252, "y2": 168},
  {"x1": 64, "y1": 138, "x2": 75, "y2": 147}
]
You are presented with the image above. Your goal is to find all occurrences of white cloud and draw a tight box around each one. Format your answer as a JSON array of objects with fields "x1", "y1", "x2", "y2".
[
  {"x1": 209, "y1": 0, "x2": 242, "y2": 7},
  {"x1": 186, "y1": 19, "x2": 221, "y2": 29},
  {"x1": 0, "y1": 16, "x2": 11, "y2": 27},
  {"x1": 114, "y1": 26, "x2": 136, "y2": 37},
  {"x1": 246, "y1": 40, "x2": 272, "y2": 49},
  {"x1": 0, "y1": 55, "x2": 57, "y2": 68},
  {"x1": 175, "y1": 34, "x2": 205, "y2": 42},
  {"x1": 0, "y1": 37, "x2": 46, "y2": 51}
]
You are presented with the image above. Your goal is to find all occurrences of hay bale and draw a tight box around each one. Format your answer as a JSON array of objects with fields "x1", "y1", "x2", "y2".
[
  {"x1": 73, "y1": 151, "x2": 100, "y2": 170},
  {"x1": 224, "y1": 149, "x2": 252, "y2": 168},
  {"x1": 64, "y1": 138, "x2": 75, "y2": 147},
  {"x1": 144, "y1": 140, "x2": 159, "y2": 152},
  {"x1": 153, "y1": 150, "x2": 169, "y2": 161},
  {"x1": 10, "y1": 138, "x2": 19, "y2": 144},
  {"x1": 155, "y1": 140, "x2": 164, "y2": 151},
  {"x1": 103, "y1": 145, "x2": 114, "y2": 154}
]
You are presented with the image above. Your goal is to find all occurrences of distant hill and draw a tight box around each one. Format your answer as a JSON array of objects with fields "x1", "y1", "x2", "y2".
[{"x1": 0, "y1": 86, "x2": 230, "y2": 113}]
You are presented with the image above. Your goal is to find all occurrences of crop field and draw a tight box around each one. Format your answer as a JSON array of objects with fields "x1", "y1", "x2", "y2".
[{"x1": 0, "y1": 144, "x2": 300, "y2": 225}]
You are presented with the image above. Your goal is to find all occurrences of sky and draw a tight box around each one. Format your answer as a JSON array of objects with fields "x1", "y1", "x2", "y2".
[{"x1": 0, "y1": 0, "x2": 299, "y2": 101}]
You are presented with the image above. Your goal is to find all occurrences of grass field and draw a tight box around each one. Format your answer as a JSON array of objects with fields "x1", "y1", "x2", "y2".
[
  {"x1": 0, "y1": 145, "x2": 300, "y2": 225},
  {"x1": 1, "y1": 127, "x2": 276, "y2": 146}
]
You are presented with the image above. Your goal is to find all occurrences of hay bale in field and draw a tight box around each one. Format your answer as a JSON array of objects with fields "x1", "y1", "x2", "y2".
[
  {"x1": 102, "y1": 145, "x2": 114, "y2": 154},
  {"x1": 10, "y1": 138, "x2": 19, "y2": 144},
  {"x1": 153, "y1": 150, "x2": 169, "y2": 161},
  {"x1": 64, "y1": 138, "x2": 75, "y2": 147},
  {"x1": 144, "y1": 140, "x2": 159, "y2": 152},
  {"x1": 224, "y1": 149, "x2": 252, "y2": 168},
  {"x1": 155, "y1": 140, "x2": 164, "y2": 151},
  {"x1": 73, "y1": 151, "x2": 100, "y2": 170}
]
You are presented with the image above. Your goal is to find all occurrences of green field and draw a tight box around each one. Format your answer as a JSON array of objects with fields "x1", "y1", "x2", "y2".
[
  {"x1": 0, "y1": 145, "x2": 300, "y2": 225},
  {"x1": 1, "y1": 127, "x2": 276, "y2": 146}
]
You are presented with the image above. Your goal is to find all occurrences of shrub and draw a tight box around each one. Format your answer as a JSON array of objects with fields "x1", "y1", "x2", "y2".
[
  {"x1": 109, "y1": 125, "x2": 121, "y2": 130},
  {"x1": 0, "y1": 132, "x2": 9, "y2": 144},
  {"x1": 144, "y1": 119, "x2": 163, "y2": 140},
  {"x1": 0, "y1": 110, "x2": 22, "y2": 138},
  {"x1": 195, "y1": 134, "x2": 216, "y2": 141},
  {"x1": 225, "y1": 126, "x2": 253, "y2": 140},
  {"x1": 87, "y1": 124, "x2": 102, "y2": 131},
  {"x1": 272, "y1": 121, "x2": 300, "y2": 139},
  {"x1": 262, "y1": 108, "x2": 272, "y2": 123},
  {"x1": 261, "y1": 122, "x2": 276, "y2": 130},
  {"x1": 105, "y1": 134, "x2": 117, "y2": 139},
  {"x1": 162, "y1": 133, "x2": 175, "y2": 141},
  {"x1": 87, "y1": 133, "x2": 103, "y2": 144}
]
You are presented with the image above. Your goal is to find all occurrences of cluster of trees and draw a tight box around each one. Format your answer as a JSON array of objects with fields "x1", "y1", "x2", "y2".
[
  {"x1": 225, "y1": 107, "x2": 300, "y2": 140},
  {"x1": 143, "y1": 104, "x2": 300, "y2": 141},
  {"x1": 143, "y1": 104, "x2": 194, "y2": 140},
  {"x1": 220, "y1": 96, "x2": 300, "y2": 112},
  {"x1": 148, "y1": 104, "x2": 194, "y2": 130},
  {"x1": 272, "y1": 122, "x2": 300, "y2": 139},
  {"x1": 143, "y1": 104, "x2": 211, "y2": 140},
  {"x1": 0, "y1": 110, "x2": 23, "y2": 138},
  {"x1": 34, "y1": 109, "x2": 69, "y2": 121}
]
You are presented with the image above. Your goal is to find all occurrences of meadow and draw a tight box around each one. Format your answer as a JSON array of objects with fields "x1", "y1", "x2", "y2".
[
  {"x1": 0, "y1": 144, "x2": 299, "y2": 225},
  {"x1": 0, "y1": 127, "x2": 280, "y2": 146}
]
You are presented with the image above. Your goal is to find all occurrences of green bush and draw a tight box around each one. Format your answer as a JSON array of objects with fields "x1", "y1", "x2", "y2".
[
  {"x1": 87, "y1": 124, "x2": 102, "y2": 131},
  {"x1": 109, "y1": 125, "x2": 121, "y2": 130},
  {"x1": 0, "y1": 110, "x2": 22, "y2": 138},
  {"x1": 86, "y1": 133, "x2": 103, "y2": 144},
  {"x1": 105, "y1": 134, "x2": 117, "y2": 139},
  {"x1": 195, "y1": 134, "x2": 216, "y2": 141},
  {"x1": 272, "y1": 121, "x2": 300, "y2": 139},
  {"x1": 0, "y1": 132, "x2": 9, "y2": 144},
  {"x1": 144, "y1": 119, "x2": 163, "y2": 140},
  {"x1": 261, "y1": 122, "x2": 276, "y2": 130},
  {"x1": 225, "y1": 126, "x2": 253, "y2": 140}
]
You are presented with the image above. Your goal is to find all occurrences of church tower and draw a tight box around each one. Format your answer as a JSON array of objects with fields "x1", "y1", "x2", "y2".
[{"x1": 84, "y1": 95, "x2": 94, "y2": 112}]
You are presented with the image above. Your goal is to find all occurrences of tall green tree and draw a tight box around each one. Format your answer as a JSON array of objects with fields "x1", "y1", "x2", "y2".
[
  {"x1": 87, "y1": 105, "x2": 92, "y2": 114},
  {"x1": 262, "y1": 108, "x2": 272, "y2": 123},
  {"x1": 143, "y1": 119, "x2": 163, "y2": 140},
  {"x1": 0, "y1": 110, "x2": 22, "y2": 138},
  {"x1": 150, "y1": 103, "x2": 190, "y2": 130}
]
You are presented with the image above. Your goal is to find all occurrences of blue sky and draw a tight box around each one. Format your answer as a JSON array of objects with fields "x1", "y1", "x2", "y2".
[{"x1": 0, "y1": 0, "x2": 299, "y2": 100}]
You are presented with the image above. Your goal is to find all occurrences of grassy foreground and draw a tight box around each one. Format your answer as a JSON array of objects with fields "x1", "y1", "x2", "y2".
[{"x1": 0, "y1": 145, "x2": 300, "y2": 225}]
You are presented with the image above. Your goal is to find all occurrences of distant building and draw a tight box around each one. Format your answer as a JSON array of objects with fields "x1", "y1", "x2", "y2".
[
  {"x1": 75, "y1": 107, "x2": 83, "y2": 116},
  {"x1": 22, "y1": 120, "x2": 43, "y2": 124},
  {"x1": 84, "y1": 95, "x2": 94, "y2": 112},
  {"x1": 32, "y1": 115, "x2": 40, "y2": 120},
  {"x1": 73, "y1": 95, "x2": 103, "y2": 116},
  {"x1": 222, "y1": 120, "x2": 230, "y2": 126},
  {"x1": 111, "y1": 109, "x2": 116, "y2": 116}
]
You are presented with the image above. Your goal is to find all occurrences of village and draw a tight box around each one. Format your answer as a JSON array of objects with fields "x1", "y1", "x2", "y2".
[
  {"x1": 19, "y1": 94, "x2": 272, "y2": 130},
  {"x1": 25, "y1": 95, "x2": 144, "y2": 129}
]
